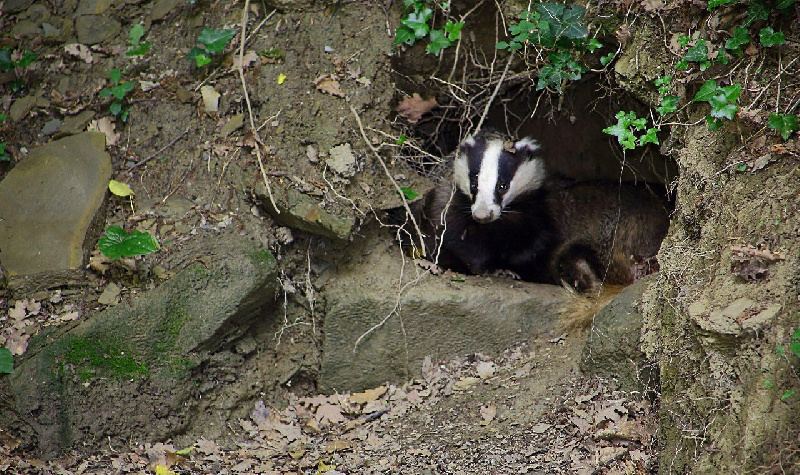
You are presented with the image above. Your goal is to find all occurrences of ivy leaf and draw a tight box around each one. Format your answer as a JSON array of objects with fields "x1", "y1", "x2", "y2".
[
  {"x1": 126, "y1": 43, "x2": 150, "y2": 56},
  {"x1": 585, "y1": 38, "x2": 602, "y2": 52},
  {"x1": 684, "y1": 40, "x2": 708, "y2": 62},
  {"x1": 110, "y1": 81, "x2": 136, "y2": 100},
  {"x1": 692, "y1": 80, "x2": 721, "y2": 103},
  {"x1": 400, "y1": 7, "x2": 432, "y2": 39},
  {"x1": 197, "y1": 28, "x2": 236, "y2": 54},
  {"x1": 768, "y1": 113, "x2": 799, "y2": 140},
  {"x1": 639, "y1": 128, "x2": 660, "y2": 146},
  {"x1": 759, "y1": 27, "x2": 785, "y2": 47},
  {"x1": 109, "y1": 180, "x2": 134, "y2": 197},
  {"x1": 0, "y1": 347, "x2": 13, "y2": 374},
  {"x1": 444, "y1": 20, "x2": 464, "y2": 41},
  {"x1": 425, "y1": 29, "x2": 452, "y2": 56},
  {"x1": 16, "y1": 51, "x2": 37, "y2": 68},
  {"x1": 725, "y1": 26, "x2": 750, "y2": 55},
  {"x1": 98, "y1": 225, "x2": 160, "y2": 259},
  {"x1": 706, "y1": 116, "x2": 725, "y2": 130},
  {"x1": 395, "y1": 25, "x2": 417, "y2": 46},
  {"x1": 495, "y1": 41, "x2": 510, "y2": 50},
  {"x1": 745, "y1": 2, "x2": 769, "y2": 25},
  {"x1": 657, "y1": 95, "x2": 680, "y2": 115},
  {"x1": 600, "y1": 52, "x2": 615, "y2": 66},
  {"x1": 708, "y1": 0, "x2": 736, "y2": 9},
  {"x1": 109, "y1": 101, "x2": 123, "y2": 116}
]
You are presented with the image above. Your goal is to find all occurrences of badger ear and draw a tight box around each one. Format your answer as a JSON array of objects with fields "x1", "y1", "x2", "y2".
[
  {"x1": 514, "y1": 137, "x2": 540, "y2": 158},
  {"x1": 459, "y1": 134, "x2": 477, "y2": 153}
]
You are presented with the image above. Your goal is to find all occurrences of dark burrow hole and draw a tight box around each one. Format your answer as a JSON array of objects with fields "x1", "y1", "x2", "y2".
[{"x1": 388, "y1": 0, "x2": 679, "y2": 285}]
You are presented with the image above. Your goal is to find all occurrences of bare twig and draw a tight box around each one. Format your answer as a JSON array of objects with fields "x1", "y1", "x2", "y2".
[
  {"x1": 473, "y1": 53, "x2": 513, "y2": 135},
  {"x1": 238, "y1": 0, "x2": 279, "y2": 213},
  {"x1": 127, "y1": 127, "x2": 190, "y2": 171},
  {"x1": 349, "y1": 104, "x2": 427, "y2": 256}
]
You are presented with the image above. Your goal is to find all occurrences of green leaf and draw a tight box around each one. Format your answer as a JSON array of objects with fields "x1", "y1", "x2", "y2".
[
  {"x1": 396, "y1": 134, "x2": 406, "y2": 145},
  {"x1": 768, "y1": 113, "x2": 799, "y2": 140},
  {"x1": 639, "y1": 128, "x2": 660, "y2": 146},
  {"x1": 746, "y1": 2, "x2": 769, "y2": 25},
  {"x1": 0, "y1": 347, "x2": 13, "y2": 374},
  {"x1": 677, "y1": 35, "x2": 691, "y2": 48},
  {"x1": 585, "y1": 38, "x2": 602, "y2": 52},
  {"x1": 109, "y1": 68, "x2": 122, "y2": 84},
  {"x1": 725, "y1": 26, "x2": 751, "y2": 55},
  {"x1": 791, "y1": 339, "x2": 800, "y2": 359},
  {"x1": 126, "y1": 43, "x2": 150, "y2": 56},
  {"x1": 195, "y1": 53, "x2": 212, "y2": 67},
  {"x1": 109, "y1": 180, "x2": 134, "y2": 197},
  {"x1": 765, "y1": 380, "x2": 774, "y2": 388},
  {"x1": 129, "y1": 24, "x2": 146, "y2": 44},
  {"x1": 400, "y1": 186, "x2": 419, "y2": 200},
  {"x1": 110, "y1": 101, "x2": 122, "y2": 116},
  {"x1": 692, "y1": 80, "x2": 717, "y2": 102},
  {"x1": 776, "y1": 0, "x2": 795, "y2": 8},
  {"x1": 16, "y1": 51, "x2": 37, "y2": 68},
  {"x1": 444, "y1": 20, "x2": 464, "y2": 41},
  {"x1": 759, "y1": 27, "x2": 785, "y2": 47},
  {"x1": 110, "y1": 81, "x2": 136, "y2": 100},
  {"x1": 197, "y1": 28, "x2": 236, "y2": 54},
  {"x1": 426, "y1": 29, "x2": 452, "y2": 56},
  {"x1": 600, "y1": 52, "x2": 615, "y2": 66},
  {"x1": 395, "y1": 25, "x2": 418, "y2": 46},
  {"x1": 706, "y1": 116, "x2": 725, "y2": 130},
  {"x1": 792, "y1": 326, "x2": 800, "y2": 341},
  {"x1": 657, "y1": 96, "x2": 680, "y2": 115},
  {"x1": 781, "y1": 389, "x2": 796, "y2": 401},
  {"x1": 777, "y1": 345, "x2": 786, "y2": 355},
  {"x1": 400, "y1": 7, "x2": 432, "y2": 39},
  {"x1": 496, "y1": 41, "x2": 510, "y2": 50},
  {"x1": 708, "y1": 0, "x2": 736, "y2": 9},
  {"x1": 684, "y1": 40, "x2": 708, "y2": 62},
  {"x1": 98, "y1": 225, "x2": 160, "y2": 259}
]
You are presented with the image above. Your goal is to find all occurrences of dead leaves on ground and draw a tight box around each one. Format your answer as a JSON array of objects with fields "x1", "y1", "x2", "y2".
[
  {"x1": 730, "y1": 243, "x2": 785, "y2": 281},
  {"x1": 396, "y1": 93, "x2": 438, "y2": 123},
  {"x1": 1, "y1": 295, "x2": 80, "y2": 356}
]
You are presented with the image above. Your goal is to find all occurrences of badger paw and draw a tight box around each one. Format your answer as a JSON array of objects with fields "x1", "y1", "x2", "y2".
[{"x1": 492, "y1": 269, "x2": 522, "y2": 280}]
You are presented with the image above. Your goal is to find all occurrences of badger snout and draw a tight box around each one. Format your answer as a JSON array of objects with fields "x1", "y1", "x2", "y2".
[{"x1": 471, "y1": 204, "x2": 500, "y2": 223}]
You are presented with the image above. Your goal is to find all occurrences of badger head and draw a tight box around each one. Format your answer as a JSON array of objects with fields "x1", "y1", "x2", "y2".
[{"x1": 453, "y1": 133, "x2": 545, "y2": 224}]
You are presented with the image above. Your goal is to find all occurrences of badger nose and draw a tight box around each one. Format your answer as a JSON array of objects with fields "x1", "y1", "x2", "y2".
[{"x1": 472, "y1": 210, "x2": 495, "y2": 223}]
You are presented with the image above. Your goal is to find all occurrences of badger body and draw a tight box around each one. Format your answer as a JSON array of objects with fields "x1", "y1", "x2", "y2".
[{"x1": 418, "y1": 133, "x2": 671, "y2": 289}]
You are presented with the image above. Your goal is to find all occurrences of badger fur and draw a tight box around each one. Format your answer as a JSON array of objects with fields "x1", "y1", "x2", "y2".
[{"x1": 417, "y1": 132, "x2": 671, "y2": 290}]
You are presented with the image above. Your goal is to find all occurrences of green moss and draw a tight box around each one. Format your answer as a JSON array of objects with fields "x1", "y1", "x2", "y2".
[
  {"x1": 247, "y1": 249, "x2": 275, "y2": 267},
  {"x1": 60, "y1": 337, "x2": 148, "y2": 380}
]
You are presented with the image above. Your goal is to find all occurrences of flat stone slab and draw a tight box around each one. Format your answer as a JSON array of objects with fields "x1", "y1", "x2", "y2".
[
  {"x1": 0, "y1": 132, "x2": 111, "y2": 276},
  {"x1": 319, "y1": 224, "x2": 566, "y2": 393}
]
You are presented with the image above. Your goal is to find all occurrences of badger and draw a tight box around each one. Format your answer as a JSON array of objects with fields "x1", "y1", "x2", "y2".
[{"x1": 416, "y1": 132, "x2": 672, "y2": 290}]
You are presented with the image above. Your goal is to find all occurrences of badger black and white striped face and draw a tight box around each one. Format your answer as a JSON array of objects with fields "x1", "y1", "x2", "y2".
[{"x1": 454, "y1": 134, "x2": 544, "y2": 223}]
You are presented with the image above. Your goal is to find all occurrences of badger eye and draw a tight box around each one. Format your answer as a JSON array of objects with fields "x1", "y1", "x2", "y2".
[{"x1": 497, "y1": 182, "x2": 508, "y2": 192}]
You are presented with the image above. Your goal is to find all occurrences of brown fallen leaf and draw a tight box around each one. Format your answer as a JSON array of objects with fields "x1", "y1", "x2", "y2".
[
  {"x1": 349, "y1": 385, "x2": 387, "y2": 405},
  {"x1": 396, "y1": 93, "x2": 438, "y2": 123},
  {"x1": 314, "y1": 74, "x2": 345, "y2": 98}
]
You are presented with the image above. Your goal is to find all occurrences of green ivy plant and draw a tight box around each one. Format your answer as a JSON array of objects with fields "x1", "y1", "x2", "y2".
[
  {"x1": 99, "y1": 69, "x2": 136, "y2": 122},
  {"x1": 768, "y1": 113, "x2": 799, "y2": 140},
  {"x1": 496, "y1": 3, "x2": 599, "y2": 93},
  {"x1": 603, "y1": 111, "x2": 660, "y2": 150},
  {"x1": 188, "y1": 28, "x2": 236, "y2": 67},
  {"x1": 98, "y1": 225, "x2": 160, "y2": 259},
  {"x1": 692, "y1": 80, "x2": 742, "y2": 130},
  {"x1": 394, "y1": 0, "x2": 464, "y2": 57}
]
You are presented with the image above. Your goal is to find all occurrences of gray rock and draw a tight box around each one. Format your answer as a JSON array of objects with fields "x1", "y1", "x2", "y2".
[
  {"x1": 9, "y1": 95, "x2": 36, "y2": 122},
  {"x1": 319, "y1": 223, "x2": 565, "y2": 392},
  {"x1": 0, "y1": 132, "x2": 111, "y2": 276},
  {"x1": 255, "y1": 181, "x2": 356, "y2": 241},
  {"x1": 11, "y1": 20, "x2": 42, "y2": 38},
  {"x1": 75, "y1": 14, "x2": 121, "y2": 45},
  {"x1": 2, "y1": 0, "x2": 34, "y2": 13},
  {"x1": 58, "y1": 110, "x2": 95, "y2": 136},
  {"x1": 7, "y1": 234, "x2": 278, "y2": 457},
  {"x1": 579, "y1": 275, "x2": 657, "y2": 393},
  {"x1": 41, "y1": 118, "x2": 62, "y2": 136},
  {"x1": 150, "y1": 0, "x2": 182, "y2": 21},
  {"x1": 327, "y1": 143, "x2": 357, "y2": 177}
]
